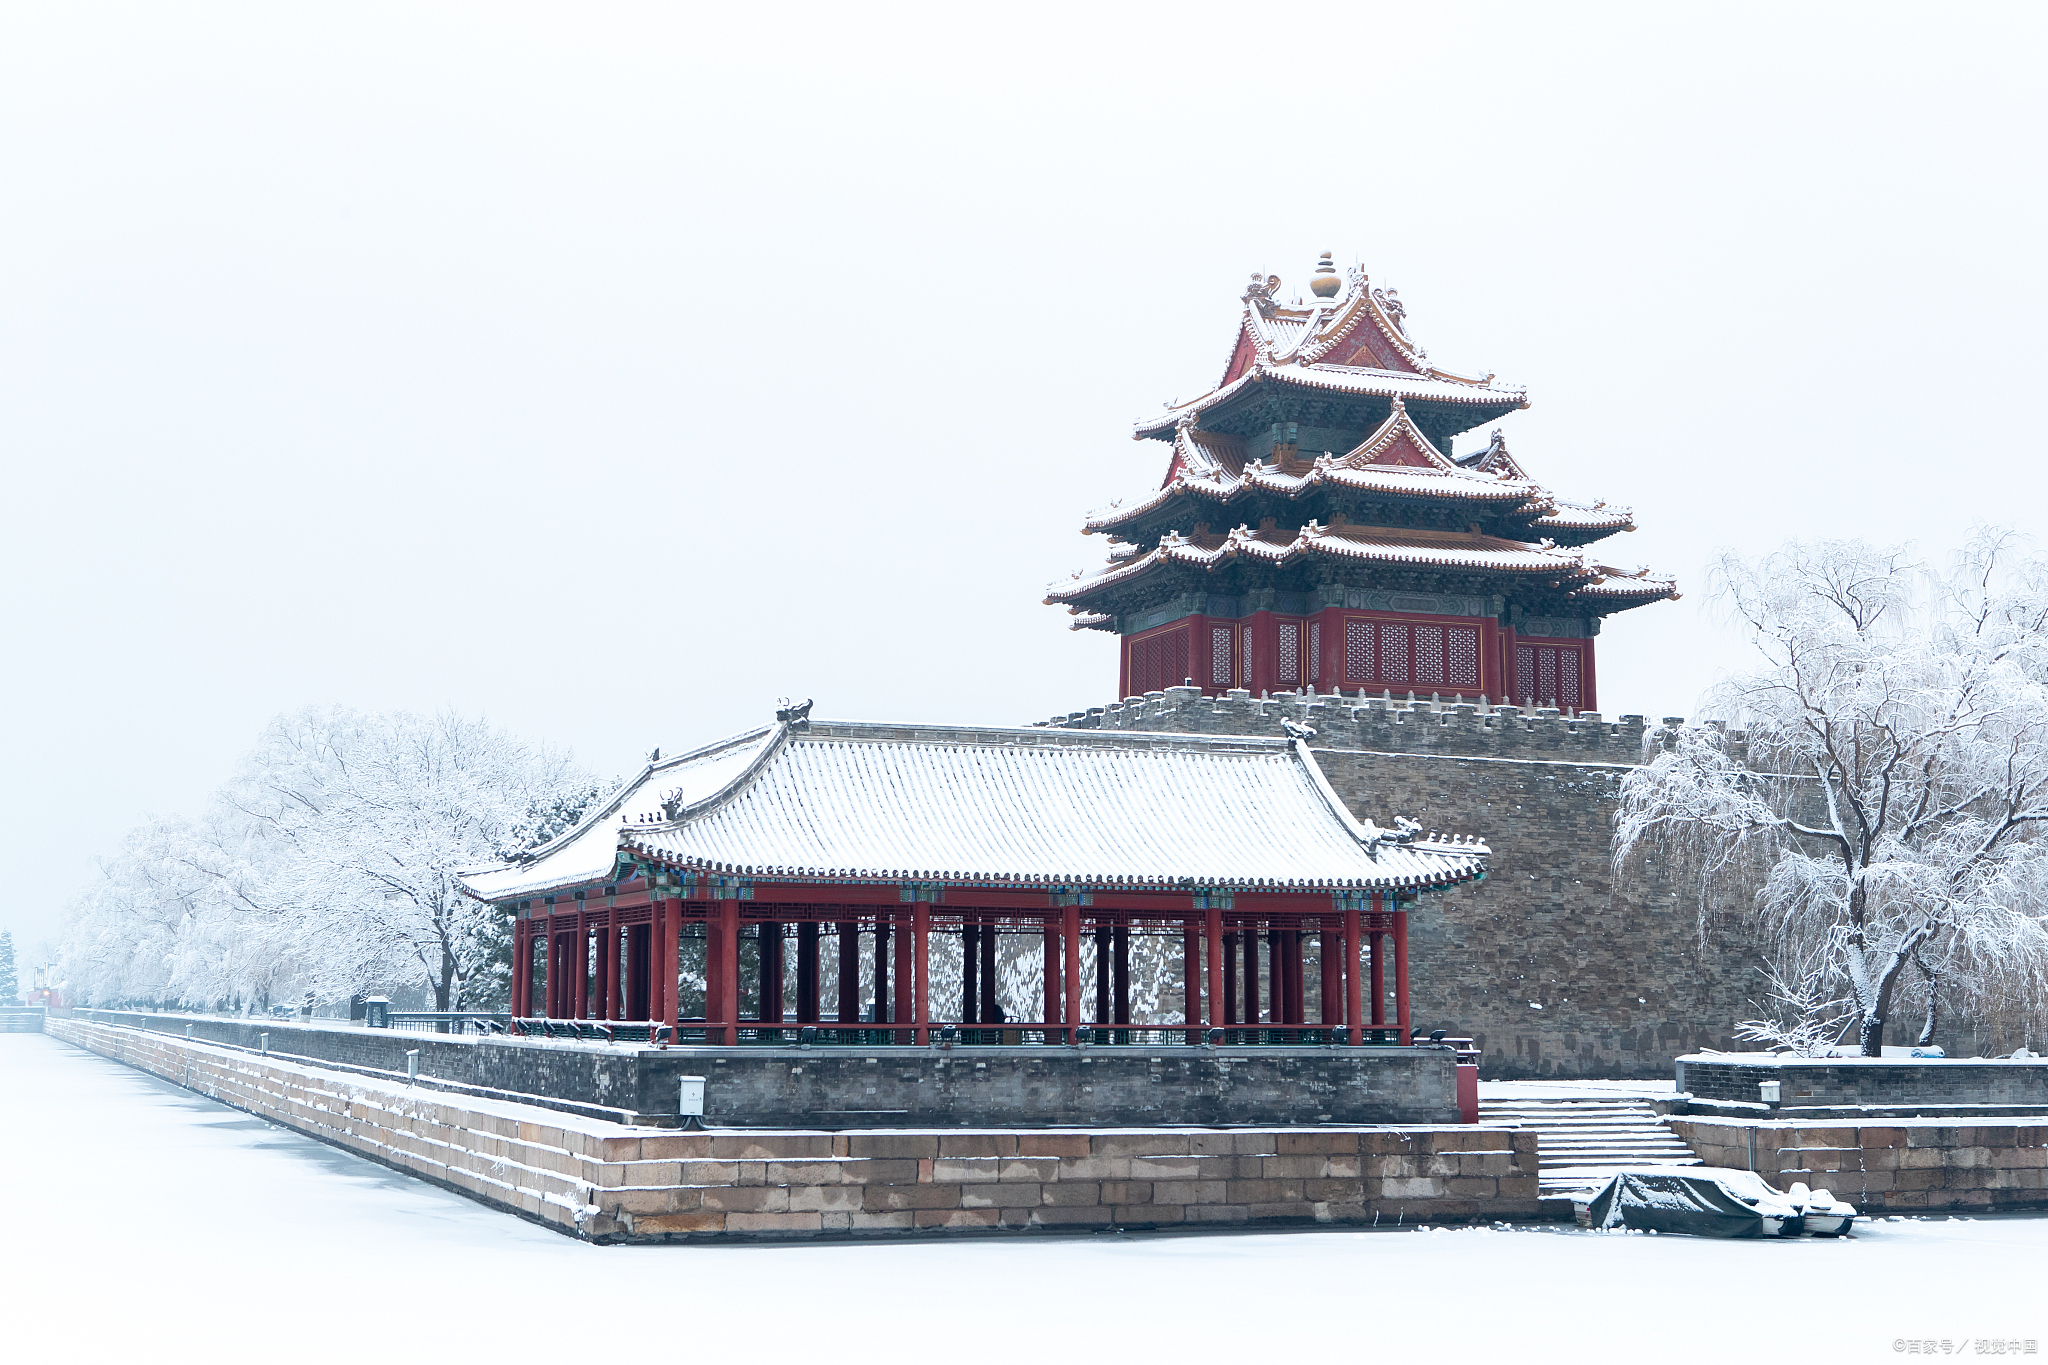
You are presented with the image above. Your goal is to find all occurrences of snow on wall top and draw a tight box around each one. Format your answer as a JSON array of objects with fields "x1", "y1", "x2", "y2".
[{"x1": 459, "y1": 720, "x2": 1488, "y2": 899}]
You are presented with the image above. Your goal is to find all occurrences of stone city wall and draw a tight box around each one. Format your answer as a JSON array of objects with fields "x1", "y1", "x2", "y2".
[
  {"x1": 1668, "y1": 1115, "x2": 2048, "y2": 1214},
  {"x1": 49, "y1": 1017, "x2": 1539, "y2": 1240},
  {"x1": 1047, "y1": 687, "x2": 1766, "y2": 1079}
]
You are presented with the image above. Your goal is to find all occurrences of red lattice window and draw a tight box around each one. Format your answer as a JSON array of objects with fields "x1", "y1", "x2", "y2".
[
  {"x1": 1211, "y1": 627, "x2": 1232, "y2": 689},
  {"x1": 1308, "y1": 622, "x2": 1321, "y2": 682},
  {"x1": 1278, "y1": 622, "x2": 1300, "y2": 684},
  {"x1": 1346, "y1": 617, "x2": 1484, "y2": 692},
  {"x1": 1449, "y1": 628, "x2": 1479, "y2": 687},
  {"x1": 1241, "y1": 626, "x2": 1253, "y2": 687},
  {"x1": 1379, "y1": 624, "x2": 1409, "y2": 682},
  {"x1": 1127, "y1": 626, "x2": 1189, "y2": 696},
  {"x1": 1414, "y1": 625, "x2": 1444, "y2": 685},
  {"x1": 1345, "y1": 619, "x2": 1372, "y2": 681},
  {"x1": 1515, "y1": 641, "x2": 1586, "y2": 709}
]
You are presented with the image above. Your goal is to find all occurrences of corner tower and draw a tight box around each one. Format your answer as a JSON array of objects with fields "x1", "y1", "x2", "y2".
[{"x1": 1046, "y1": 254, "x2": 1676, "y2": 710}]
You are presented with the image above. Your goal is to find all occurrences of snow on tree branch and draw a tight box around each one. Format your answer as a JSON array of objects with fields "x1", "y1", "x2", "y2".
[
  {"x1": 1618, "y1": 531, "x2": 2048, "y2": 1056},
  {"x1": 56, "y1": 707, "x2": 599, "y2": 1014}
]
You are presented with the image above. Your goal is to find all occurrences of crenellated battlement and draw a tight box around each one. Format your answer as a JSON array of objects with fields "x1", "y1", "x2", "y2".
[{"x1": 1039, "y1": 687, "x2": 1677, "y2": 767}]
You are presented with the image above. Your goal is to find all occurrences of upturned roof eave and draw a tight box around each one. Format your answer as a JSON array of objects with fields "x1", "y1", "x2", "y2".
[{"x1": 1133, "y1": 363, "x2": 1531, "y2": 439}]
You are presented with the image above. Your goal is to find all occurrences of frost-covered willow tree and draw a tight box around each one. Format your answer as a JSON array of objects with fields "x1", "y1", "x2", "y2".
[
  {"x1": 1616, "y1": 533, "x2": 2048, "y2": 1055},
  {"x1": 60, "y1": 708, "x2": 598, "y2": 1012}
]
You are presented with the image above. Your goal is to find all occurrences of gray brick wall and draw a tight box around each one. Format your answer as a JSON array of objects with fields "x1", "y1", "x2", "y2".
[
  {"x1": 1047, "y1": 688, "x2": 1766, "y2": 1078},
  {"x1": 1678, "y1": 1057, "x2": 2048, "y2": 1108}
]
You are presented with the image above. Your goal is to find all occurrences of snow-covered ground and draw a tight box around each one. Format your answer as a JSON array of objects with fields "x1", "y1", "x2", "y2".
[{"x1": 4, "y1": 1035, "x2": 2041, "y2": 1363}]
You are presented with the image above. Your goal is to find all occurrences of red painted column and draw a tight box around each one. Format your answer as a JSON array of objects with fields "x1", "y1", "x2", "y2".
[
  {"x1": 912, "y1": 903, "x2": 930, "y2": 1045},
  {"x1": 1394, "y1": 905, "x2": 1411, "y2": 1043},
  {"x1": 1063, "y1": 903, "x2": 1082, "y2": 1043},
  {"x1": 654, "y1": 898, "x2": 675, "y2": 1026},
  {"x1": 646, "y1": 920, "x2": 659, "y2": 1022},
  {"x1": 1204, "y1": 906, "x2": 1224, "y2": 1035},
  {"x1": 1113, "y1": 926, "x2": 1130, "y2": 1026},
  {"x1": 1183, "y1": 925, "x2": 1201, "y2": 1040},
  {"x1": 1581, "y1": 638, "x2": 1599, "y2": 714},
  {"x1": 1315, "y1": 605, "x2": 1342, "y2": 692},
  {"x1": 1344, "y1": 905, "x2": 1363, "y2": 1045},
  {"x1": 836, "y1": 920, "x2": 859, "y2": 1024},
  {"x1": 1223, "y1": 931, "x2": 1237, "y2": 1024},
  {"x1": 1043, "y1": 920, "x2": 1061, "y2": 1034},
  {"x1": 1501, "y1": 624, "x2": 1520, "y2": 706}
]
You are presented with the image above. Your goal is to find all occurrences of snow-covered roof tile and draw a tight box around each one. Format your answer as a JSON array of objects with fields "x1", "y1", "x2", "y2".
[
  {"x1": 457, "y1": 727, "x2": 778, "y2": 902},
  {"x1": 458, "y1": 722, "x2": 1488, "y2": 898}
]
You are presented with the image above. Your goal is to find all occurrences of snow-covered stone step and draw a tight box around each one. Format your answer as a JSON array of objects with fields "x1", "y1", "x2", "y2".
[{"x1": 1478, "y1": 1096, "x2": 1703, "y2": 1189}]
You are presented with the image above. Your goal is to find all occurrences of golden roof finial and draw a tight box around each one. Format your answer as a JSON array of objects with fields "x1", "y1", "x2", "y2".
[{"x1": 1309, "y1": 251, "x2": 1340, "y2": 298}]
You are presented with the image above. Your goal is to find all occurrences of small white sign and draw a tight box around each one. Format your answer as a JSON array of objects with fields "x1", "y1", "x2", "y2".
[{"x1": 679, "y1": 1075, "x2": 706, "y2": 1117}]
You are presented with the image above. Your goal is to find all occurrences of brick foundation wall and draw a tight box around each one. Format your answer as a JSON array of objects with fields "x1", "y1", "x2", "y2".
[
  {"x1": 1668, "y1": 1116, "x2": 2048, "y2": 1213},
  {"x1": 48, "y1": 1018, "x2": 1539, "y2": 1240},
  {"x1": 1048, "y1": 688, "x2": 1766, "y2": 1078},
  {"x1": 62, "y1": 1009, "x2": 1461, "y2": 1126}
]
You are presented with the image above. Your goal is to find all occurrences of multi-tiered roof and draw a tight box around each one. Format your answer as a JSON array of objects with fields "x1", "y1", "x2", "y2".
[{"x1": 1047, "y1": 256, "x2": 1676, "y2": 633}]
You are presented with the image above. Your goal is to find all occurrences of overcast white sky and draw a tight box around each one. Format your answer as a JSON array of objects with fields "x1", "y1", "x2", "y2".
[{"x1": 3, "y1": 3, "x2": 2043, "y2": 961}]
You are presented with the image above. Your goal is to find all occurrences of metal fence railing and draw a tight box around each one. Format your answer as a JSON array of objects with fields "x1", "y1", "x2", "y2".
[
  {"x1": 377, "y1": 1012, "x2": 513, "y2": 1036},
  {"x1": 496, "y1": 1017, "x2": 1476, "y2": 1060}
]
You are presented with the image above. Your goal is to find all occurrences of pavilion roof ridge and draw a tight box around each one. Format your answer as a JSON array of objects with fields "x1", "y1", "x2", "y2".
[
  {"x1": 455, "y1": 723, "x2": 779, "y2": 882},
  {"x1": 1137, "y1": 256, "x2": 1529, "y2": 439}
]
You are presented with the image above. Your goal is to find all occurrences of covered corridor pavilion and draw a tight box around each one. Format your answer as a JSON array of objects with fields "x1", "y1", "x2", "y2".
[{"x1": 459, "y1": 716, "x2": 1489, "y2": 1048}]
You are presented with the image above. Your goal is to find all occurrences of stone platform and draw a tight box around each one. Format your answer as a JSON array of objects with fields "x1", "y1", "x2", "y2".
[
  {"x1": 46, "y1": 1017, "x2": 1538, "y2": 1241},
  {"x1": 66, "y1": 1010, "x2": 1460, "y2": 1126}
]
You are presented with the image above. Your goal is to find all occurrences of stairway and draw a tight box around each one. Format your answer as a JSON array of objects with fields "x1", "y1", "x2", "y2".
[{"x1": 1479, "y1": 1095, "x2": 1703, "y2": 1197}]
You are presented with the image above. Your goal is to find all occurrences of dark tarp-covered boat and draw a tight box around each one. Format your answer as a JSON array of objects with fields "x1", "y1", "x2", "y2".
[{"x1": 1580, "y1": 1167, "x2": 1803, "y2": 1238}]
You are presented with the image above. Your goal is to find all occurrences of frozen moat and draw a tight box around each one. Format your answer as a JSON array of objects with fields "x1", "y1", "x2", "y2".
[{"x1": 3, "y1": 1034, "x2": 2041, "y2": 1363}]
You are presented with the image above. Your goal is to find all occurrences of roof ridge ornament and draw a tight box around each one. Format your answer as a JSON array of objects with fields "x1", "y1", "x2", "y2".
[
  {"x1": 1244, "y1": 271, "x2": 1282, "y2": 316},
  {"x1": 1309, "y1": 252, "x2": 1340, "y2": 299},
  {"x1": 774, "y1": 697, "x2": 813, "y2": 729}
]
